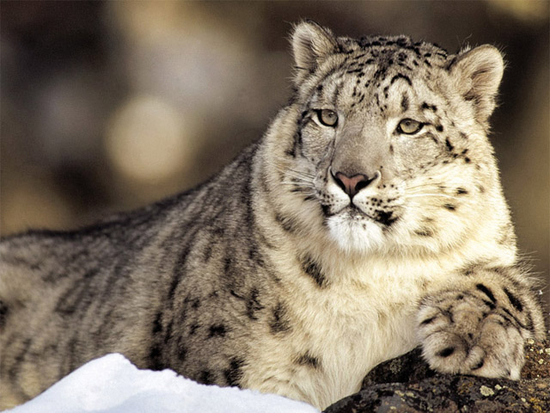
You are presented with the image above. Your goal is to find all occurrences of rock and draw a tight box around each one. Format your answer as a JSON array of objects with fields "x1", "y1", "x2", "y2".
[{"x1": 324, "y1": 340, "x2": 550, "y2": 413}]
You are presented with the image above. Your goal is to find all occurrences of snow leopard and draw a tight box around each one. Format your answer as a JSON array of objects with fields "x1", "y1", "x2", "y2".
[{"x1": 0, "y1": 21, "x2": 546, "y2": 410}]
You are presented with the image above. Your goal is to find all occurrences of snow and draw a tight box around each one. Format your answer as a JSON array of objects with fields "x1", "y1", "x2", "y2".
[{"x1": 7, "y1": 354, "x2": 320, "y2": 413}]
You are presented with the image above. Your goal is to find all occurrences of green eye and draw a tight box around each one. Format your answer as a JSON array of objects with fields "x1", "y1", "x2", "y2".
[
  {"x1": 316, "y1": 109, "x2": 338, "y2": 127},
  {"x1": 397, "y1": 118, "x2": 423, "y2": 135}
]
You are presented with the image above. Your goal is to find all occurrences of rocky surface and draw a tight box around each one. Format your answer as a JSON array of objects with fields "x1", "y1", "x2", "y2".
[{"x1": 324, "y1": 340, "x2": 550, "y2": 413}]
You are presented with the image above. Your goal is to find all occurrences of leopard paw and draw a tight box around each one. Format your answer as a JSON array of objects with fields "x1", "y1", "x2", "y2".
[{"x1": 417, "y1": 289, "x2": 526, "y2": 380}]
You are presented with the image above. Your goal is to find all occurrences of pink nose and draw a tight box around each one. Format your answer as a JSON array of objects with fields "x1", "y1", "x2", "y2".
[{"x1": 332, "y1": 171, "x2": 373, "y2": 198}]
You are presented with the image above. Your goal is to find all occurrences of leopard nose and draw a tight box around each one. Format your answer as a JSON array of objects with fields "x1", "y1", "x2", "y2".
[{"x1": 332, "y1": 171, "x2": 376, "y2": 198}]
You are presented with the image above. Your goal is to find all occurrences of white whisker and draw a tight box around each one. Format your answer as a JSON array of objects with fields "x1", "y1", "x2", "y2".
[
  {"x1": 266, "y1": 161, "x2": 316, "y2": 180},
  {"x1": 283, "y1": 174, "x2": 314, "y2": 182},
  {"x1": 281, "y1": 181, "x2": 313, "y2": 187},
  {"x1": 286, "y1": 172, "x2": 315, "y2": 181},
  {"x1": 403, "y1": 193, "x2": 458, "y2": 200}
]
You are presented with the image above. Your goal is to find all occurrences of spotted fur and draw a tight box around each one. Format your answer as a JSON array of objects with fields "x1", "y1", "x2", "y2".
[{"x1": 0, "y1": 22, "x2": 545, "y2": 410}]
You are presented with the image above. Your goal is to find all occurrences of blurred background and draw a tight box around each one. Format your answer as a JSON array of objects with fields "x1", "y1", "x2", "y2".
[{"x1": 1, "y1": 1, "x2": 548, "y2": 324}]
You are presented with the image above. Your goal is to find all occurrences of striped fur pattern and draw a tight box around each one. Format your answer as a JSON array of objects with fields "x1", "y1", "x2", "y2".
[{"x1": 0, "y1": 22, "x2": 545, "y2": 410}]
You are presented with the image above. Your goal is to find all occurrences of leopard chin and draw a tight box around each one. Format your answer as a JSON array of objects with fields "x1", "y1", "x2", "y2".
[{"x1": 327, "y1": 210, "x2": 387, "y2": 254}]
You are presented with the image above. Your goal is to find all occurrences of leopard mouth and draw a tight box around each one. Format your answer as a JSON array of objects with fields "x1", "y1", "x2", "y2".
[
  {"x1": 323, "y1": 203, "x2": 398, "y2": 227},
  {"x1": 371, "y1": 209, "x2": 398, "y2": 226}
]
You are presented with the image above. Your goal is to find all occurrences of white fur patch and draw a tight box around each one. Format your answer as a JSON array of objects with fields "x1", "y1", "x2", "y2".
[{"x1": 327, "y1": 213, "x2": 385, "y2": 253}]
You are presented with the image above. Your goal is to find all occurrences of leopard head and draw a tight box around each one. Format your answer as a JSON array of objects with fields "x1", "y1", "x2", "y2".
[{"x1": 267, "y1": 21, "x2": 510, "y2": 257}]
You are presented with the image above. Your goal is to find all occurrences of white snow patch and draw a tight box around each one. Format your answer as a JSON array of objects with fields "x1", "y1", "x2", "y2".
[{"x1": 7, "y1": 353, "x2": 320, "y2": 413}]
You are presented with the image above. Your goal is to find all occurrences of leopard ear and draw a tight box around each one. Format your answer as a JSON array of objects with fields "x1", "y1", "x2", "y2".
[
  {"x1": 449, "y1": 45, "x2": 504, "y2": 126},
  {"x1": 291, "y1": 20, "x2": 339, "y2": 84}
]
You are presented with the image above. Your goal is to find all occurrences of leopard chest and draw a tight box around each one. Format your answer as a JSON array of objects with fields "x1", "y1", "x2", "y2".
[{"x1": 245, "y1": 255, "x2": 446, "y2": 409}]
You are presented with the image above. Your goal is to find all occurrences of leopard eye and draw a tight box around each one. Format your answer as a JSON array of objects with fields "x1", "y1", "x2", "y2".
[
  {"x1": 316, "y1": 109, "x2": 338, "y2": 127},
  {"x1": 397, "y1": 118, "x2": 423, "y2": 135}
]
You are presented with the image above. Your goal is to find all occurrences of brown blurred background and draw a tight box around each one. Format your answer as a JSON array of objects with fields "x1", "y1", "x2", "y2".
[{"x1": 1, "y1": 1, "x2": 548, "y2": 324}]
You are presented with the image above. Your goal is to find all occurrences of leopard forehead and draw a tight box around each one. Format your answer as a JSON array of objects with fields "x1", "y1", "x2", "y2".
[
  {"x1": 305, "y1": 36, "x2": 452, "y2": 112},
  {"x1": 340, "y1": 34, "x2": 449, "y2": 65}
]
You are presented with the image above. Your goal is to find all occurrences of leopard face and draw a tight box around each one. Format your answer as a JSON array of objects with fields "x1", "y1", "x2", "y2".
[{"x1": 278, "y1": 22, "x2": 505, "y2": 255}]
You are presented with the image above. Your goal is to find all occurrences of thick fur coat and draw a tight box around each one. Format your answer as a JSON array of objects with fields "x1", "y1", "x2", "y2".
[{"x1": 0, "y1": 22, "x2": 545, "y2": 410}]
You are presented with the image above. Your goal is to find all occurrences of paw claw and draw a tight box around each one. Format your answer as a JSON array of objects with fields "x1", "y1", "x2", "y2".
[{"x1": 437, "y1": 347, "x2": 455, "y2": 358}]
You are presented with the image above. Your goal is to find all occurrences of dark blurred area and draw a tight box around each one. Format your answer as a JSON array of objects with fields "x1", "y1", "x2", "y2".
[{"x1": 1, "y1": 1, "x2": 548, "y2": 322}]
